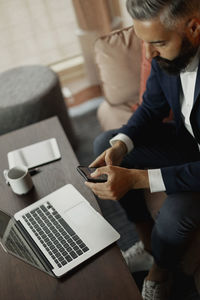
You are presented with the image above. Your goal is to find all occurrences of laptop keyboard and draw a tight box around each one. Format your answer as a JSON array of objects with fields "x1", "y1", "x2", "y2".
[{"x1": 22, "y1": 202, "x2": 89, "y2": 268}]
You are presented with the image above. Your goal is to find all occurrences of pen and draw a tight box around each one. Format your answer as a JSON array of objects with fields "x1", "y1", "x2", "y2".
[{"x1": 29, "y1": 168, "x2": 41, "y2": 176}]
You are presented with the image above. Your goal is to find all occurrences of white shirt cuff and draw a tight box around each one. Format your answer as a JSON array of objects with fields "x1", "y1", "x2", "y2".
[
  {"x1": 148, "y1": 169, "x2": 166, "y2": 193},
  {"x1": 109, "y1": 133, "x2": 134, "y2": 153}
]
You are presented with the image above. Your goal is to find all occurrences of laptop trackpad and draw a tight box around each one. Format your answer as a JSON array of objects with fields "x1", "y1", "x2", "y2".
[{"x1": 63, "y1": 203, "x2": 98, "y2": 227}]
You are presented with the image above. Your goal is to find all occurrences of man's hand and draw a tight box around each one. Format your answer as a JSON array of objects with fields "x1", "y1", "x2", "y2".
[
  {"x1": 85, "y1": 165, "x2": 149, "y2": 201},
  {"x1": 89, "y1": 141, "x2": 127, "y2": 167}
]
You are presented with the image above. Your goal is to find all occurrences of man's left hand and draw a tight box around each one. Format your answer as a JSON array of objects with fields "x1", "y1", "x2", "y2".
[{"x1": 85, "y1": 165, "x2": 149, "y2": 201}]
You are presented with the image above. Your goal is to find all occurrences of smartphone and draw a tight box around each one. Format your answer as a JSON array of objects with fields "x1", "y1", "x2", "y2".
[{"x1": 77, "y1": 166, "x2": 107, "y2": 183}]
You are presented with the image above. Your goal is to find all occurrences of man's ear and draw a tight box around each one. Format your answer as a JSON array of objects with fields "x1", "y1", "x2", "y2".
[{"x1": 186, "y1": 17, "x2": 200, "y2": 43}]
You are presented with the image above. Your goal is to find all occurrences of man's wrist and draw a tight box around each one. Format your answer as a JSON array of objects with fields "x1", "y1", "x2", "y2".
[
  {"x1": 130, "y1": 169, "x2": 150, "y2": 189},
  {"x1": 112, "y1": 140, "x2": 127, "y2": 155},
  {"x1": 110, "y1": 133, "x2": 134, "y2": 153}
]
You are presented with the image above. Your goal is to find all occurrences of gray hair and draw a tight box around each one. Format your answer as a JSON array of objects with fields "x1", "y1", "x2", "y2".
[{"x1": 126, "y1": 0, "x2": 200, "y2": 28}]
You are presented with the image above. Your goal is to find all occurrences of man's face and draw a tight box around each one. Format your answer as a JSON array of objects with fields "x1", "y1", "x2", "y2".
[{"x1": 133, "y1": 18, "x2": 199, "y2": 75}]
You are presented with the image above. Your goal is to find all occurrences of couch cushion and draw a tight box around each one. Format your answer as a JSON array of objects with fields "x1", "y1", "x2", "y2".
[
  {"x1": 97, "y1": 101, "x2": 133, "y2": 131},
  {"x1": 95, "y1": 26, "x2": 141, "y2": 106}
]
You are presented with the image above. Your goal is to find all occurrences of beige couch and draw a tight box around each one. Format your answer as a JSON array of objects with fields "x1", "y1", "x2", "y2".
[{"x1": 94, "y1": 26, "x2": 200, "y2": 293}]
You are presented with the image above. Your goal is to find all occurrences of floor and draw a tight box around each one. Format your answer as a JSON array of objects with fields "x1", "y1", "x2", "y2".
[
  {"x1": 60, "y1": 74, "x2": 104, "y2": 119},
  {"x1": 133, "y1": 270, "x2": 200, "y2": 299},
  {"x1": 61, "y1": 72, "x2": 102, "y2": 108},
  {"x1": 63, "y1": 84, "x2": 102, "y2": 108}
]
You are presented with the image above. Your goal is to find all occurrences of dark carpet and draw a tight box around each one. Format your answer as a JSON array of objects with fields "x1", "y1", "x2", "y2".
[{"x1": 70, "y1": 106, "x2": 200, "y2": 299}]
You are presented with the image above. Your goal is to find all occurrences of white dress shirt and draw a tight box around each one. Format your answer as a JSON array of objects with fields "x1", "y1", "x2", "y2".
[{"x1": 110, "y1": 52, "x2": 200, "y2": 193}]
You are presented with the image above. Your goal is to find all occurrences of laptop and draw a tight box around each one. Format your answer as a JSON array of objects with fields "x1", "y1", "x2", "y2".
[{"x1": 0, "y1": 184, "x2": 120, "y2": 277}]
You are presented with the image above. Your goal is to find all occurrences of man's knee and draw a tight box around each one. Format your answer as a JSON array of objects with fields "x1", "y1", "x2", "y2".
[
  {"x1": 153, "y1": 192, "x2": 200, "y2": 243},
  {"x1": 151, "y1": 192, "x2": 200, "y2": 269},
  {"x1": 93, "y1": 129, "x2": 118, "y2": 156}
]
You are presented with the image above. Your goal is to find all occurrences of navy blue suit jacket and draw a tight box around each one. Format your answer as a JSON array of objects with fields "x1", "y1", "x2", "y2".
[{"x1": 117, "y1": 58, "x2": 200, "y2": 193}]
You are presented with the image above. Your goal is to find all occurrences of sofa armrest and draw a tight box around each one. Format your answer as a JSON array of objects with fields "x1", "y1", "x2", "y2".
[{"x1": 97, "y1": 101, "x2": 133, "y2": 131}]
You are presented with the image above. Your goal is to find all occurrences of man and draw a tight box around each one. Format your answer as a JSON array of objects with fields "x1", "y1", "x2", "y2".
[{"x1": 85, "y1": 0, "x2": 200, "y2": 299}]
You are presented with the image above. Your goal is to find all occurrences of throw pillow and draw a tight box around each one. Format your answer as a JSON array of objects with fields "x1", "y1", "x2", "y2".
[{"x1": 95, "y1": 26, "x2": 142, "y2": 107}]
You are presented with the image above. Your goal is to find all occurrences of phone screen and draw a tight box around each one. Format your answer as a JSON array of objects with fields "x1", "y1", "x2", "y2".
[{"x1": 77, "y1": 166, "x2": 107, "y2": 183}]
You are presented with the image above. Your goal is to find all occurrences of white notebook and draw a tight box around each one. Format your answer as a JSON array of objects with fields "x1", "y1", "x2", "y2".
[{"x1": 7, "y1": 138, "x2": 61, "y2": 169}]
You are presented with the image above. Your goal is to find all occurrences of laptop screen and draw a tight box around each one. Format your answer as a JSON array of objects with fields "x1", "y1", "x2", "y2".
[
  {"x1": 0, "y1": 210, "x2": 11, "y2": 239},
  {"x1": 0, "y1": 210, "x2": 53, "y2": 276}
]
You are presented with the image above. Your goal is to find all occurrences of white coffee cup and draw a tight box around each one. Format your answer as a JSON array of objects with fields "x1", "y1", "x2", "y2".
[{"x1": 3, "y1": 165, "x2": 33, "y2": 195}]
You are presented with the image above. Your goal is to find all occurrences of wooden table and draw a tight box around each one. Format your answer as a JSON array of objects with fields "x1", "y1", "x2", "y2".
[{"x1": 0, "y1": 117, "x2": 142, "y2": 300}]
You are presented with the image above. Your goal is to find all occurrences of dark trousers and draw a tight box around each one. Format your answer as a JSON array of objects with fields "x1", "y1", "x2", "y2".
[{"x1": 94, "y1": 123, "x2": 200, "y2": 269}]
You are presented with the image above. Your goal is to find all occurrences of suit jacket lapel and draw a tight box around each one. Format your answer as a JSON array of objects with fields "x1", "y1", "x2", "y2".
[
  {"x1": 194, "y1": 60, "x2": 200, "y2": 103},
  {"x1": 168, "y1": 75, "x2": 182, "y2": 128}
]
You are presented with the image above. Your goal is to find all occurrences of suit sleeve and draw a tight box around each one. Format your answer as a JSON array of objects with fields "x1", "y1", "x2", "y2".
[
  {"x1": 161, "y1": 161, "x2": 200, "y2": 193},
  {"x1": 115, "y1": 59, "x2": 200, "y2": 193},
  {"x1": 115, "y1": 59, "x2": 171, "y2": 146}
]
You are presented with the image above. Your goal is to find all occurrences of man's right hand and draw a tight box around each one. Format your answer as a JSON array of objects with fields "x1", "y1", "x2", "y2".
[{"x1": 89, "y1": 141, "x2": 127, "y2": 167}]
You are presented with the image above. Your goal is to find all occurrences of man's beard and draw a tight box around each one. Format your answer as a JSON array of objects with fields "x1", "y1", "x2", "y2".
[{"x1": 155, "y1": 37, "x2": 199, "y2": 75}]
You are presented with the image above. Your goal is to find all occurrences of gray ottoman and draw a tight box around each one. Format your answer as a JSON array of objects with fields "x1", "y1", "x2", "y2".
[{"x1": 0, "y1": 65, "x2": 76, "y2": 147}]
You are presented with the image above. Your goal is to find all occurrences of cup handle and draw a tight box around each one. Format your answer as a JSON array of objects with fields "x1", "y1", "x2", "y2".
[{"x1": 3, "y1": 169, "x2": 9, "y2": 185}]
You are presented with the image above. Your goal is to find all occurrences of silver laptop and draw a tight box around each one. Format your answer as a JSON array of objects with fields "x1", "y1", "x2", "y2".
[{"x1": 0, "y1": 184, "x2": 120, "y2": 277}]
